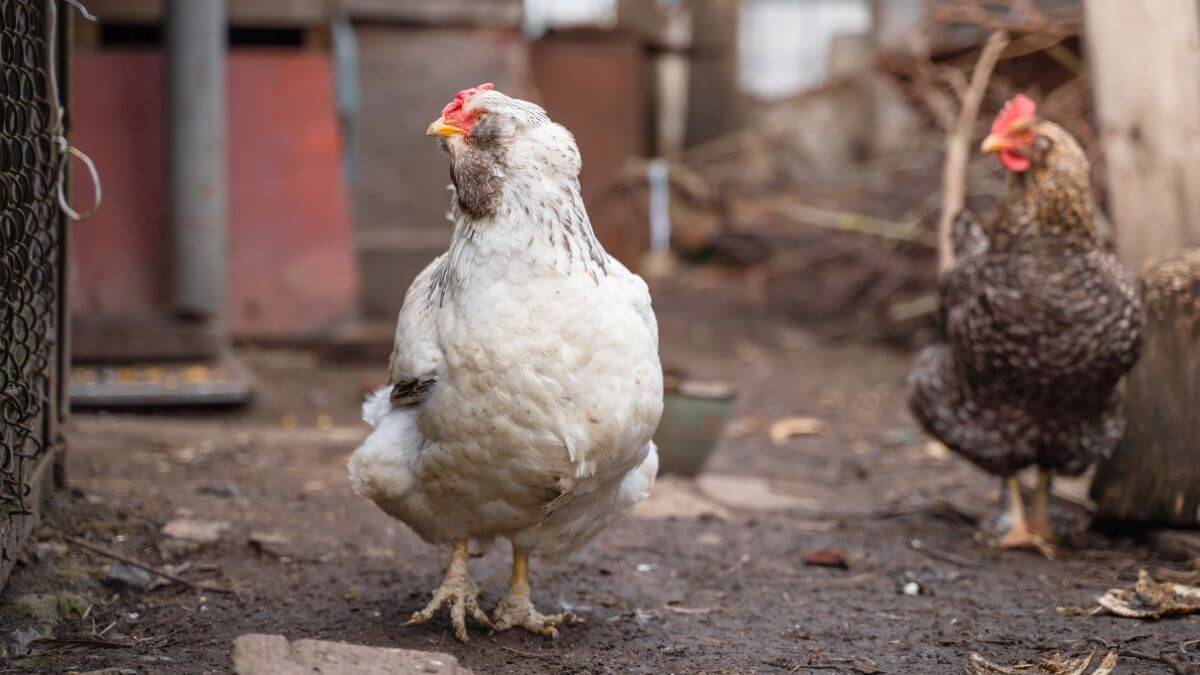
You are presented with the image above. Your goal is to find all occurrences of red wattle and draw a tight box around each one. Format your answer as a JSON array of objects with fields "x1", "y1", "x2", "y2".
[{"x1": 1000, "y1": 149, "x2": 1031, "y2": 173}]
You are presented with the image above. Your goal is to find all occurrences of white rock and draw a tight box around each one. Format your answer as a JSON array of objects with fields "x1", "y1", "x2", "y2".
[
  {"x1": 231, "y1": 634, "x2": 471, "y2": 675},
  {"x1": 161, "y1": 519, "x2": 230, "y2": 544}
]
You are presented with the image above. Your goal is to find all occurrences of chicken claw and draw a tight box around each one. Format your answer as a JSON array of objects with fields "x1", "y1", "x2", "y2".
[
  {"x1": 492, "y1": 593, "x2": 582, "y2": 639},
  {"x1": 492, "y1": 546, "x2": 583, "y2": 639},
  {"x1": 996, "y1": 477, "x2": 1056, "y2": 559},
  {"x1": 406, "y1": 540, "x2": 492, "y2": 642}
]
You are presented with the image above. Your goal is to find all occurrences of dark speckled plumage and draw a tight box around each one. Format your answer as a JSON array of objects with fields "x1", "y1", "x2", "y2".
[{"x1": 908, "y1": 122, "x2": 1143, "y2": 477}]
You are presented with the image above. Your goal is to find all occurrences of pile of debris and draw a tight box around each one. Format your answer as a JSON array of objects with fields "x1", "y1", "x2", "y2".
[{"x1": 597, "y1": 1, "x2": 1100, "y2": 346}]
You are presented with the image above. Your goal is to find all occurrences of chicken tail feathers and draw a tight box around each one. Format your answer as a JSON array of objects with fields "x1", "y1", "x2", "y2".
[
  {"x1": 362, "y1": 386, "x2": 393, "y2": 428},
  {"x1": 391, "y1": 378, "x2": 436, "y2": 407}
]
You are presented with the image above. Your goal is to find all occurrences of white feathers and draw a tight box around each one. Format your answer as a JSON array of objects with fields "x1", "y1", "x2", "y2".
[
  {"x1": 348, "y1": 104, "x2": 663, "y2": 557},
  {"x1": 361, "y1": 386, "x2": 391, "y2": 428}
]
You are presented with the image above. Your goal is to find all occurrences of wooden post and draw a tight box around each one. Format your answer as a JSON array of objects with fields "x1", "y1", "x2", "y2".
[
  {"x1": 1085, "y1": 0, "x2": 1200, "y2": 270},
  {"x1": 1091, "y1": 250, "x2": 1200, "y2": 525}
]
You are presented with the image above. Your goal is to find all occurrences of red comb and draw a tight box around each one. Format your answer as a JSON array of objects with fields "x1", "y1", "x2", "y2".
[
  {"x1": 441, "y1": 82, "x2": 496, "y2": 117},
  {"x1": 991, "y1": 94, "x2": 1037, "y2": 135}
]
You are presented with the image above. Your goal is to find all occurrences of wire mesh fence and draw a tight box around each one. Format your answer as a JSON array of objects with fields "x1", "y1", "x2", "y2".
[{"x1": 0, "y1": 0, "x2": 66, "y2": 585}]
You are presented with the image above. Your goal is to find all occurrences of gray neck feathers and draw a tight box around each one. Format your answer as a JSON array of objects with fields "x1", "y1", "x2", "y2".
[{"x1": 430, "y1": 155, "x2": 608, "y2": 306}]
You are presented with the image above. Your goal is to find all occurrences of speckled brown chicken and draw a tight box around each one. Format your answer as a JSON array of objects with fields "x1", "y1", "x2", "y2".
[{"x1": 907, "y1": 95, "x2": 1143, "y2": 555}]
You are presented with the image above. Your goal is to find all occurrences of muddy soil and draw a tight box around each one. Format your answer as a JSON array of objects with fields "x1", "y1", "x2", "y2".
[{"x1": 2, "y1": 277, "x2": 1195, "y2": 674}]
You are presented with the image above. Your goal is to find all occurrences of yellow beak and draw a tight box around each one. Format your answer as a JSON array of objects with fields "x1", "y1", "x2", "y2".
[
  {"x1": 980, "y1": 133, "x2": 1007, "y2": 154},
  {"x1": 426, "y1": 117, "x2": 467, "y2": 137}
]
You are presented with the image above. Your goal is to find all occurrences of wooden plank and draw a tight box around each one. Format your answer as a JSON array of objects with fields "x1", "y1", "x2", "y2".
[
  {"x1": 1085, "y1": 0, "x2": 1200, "y2": 270},
  {"x1": 1092, "y1": 249, "x2": 1200, "y2": 525},
  {"x1": 81, "y1": 0, "x2": 330, "y2": 26},
  {"x1": 338, "y1": 0, "x2": 521, "y2": 27}
]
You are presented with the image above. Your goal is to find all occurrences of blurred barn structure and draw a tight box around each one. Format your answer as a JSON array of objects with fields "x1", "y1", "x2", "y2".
[
  {"x1": 20, "y1": 0, "x2": 1200, "y2": 554},
  {"x1": 65, "y1": 0, "x2": 900, "y2": 334}
]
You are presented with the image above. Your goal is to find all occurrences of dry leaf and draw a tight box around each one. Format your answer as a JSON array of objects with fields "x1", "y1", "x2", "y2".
[
  {"x1": 1091, "y1": 651, "x2": 1118, "y2": 675},
  {"x1": 1098, "y1": 569, "x2": 1200, "y2": 618},
  {"x1": 768, "y1": 417, "x2": 824, "y2": 445},
  {"x1": 801, "y1": 549, "x2": 848, "y2": 569},
  {"x1": 1040, "y1": 651, "x2": 1093, "y2": 675},
  {"x1": 965, "y1": 653, "x2": 1025, "y2": 674},
  {"x1": 966, "y1": 650, "x2": 1118, "y2": 675}
]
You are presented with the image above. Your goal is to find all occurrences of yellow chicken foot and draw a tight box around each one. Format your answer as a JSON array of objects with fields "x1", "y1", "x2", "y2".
[
  {"x1": 1028, "y1": 468, "x2": 1057, "y2": 544},
  {"x1": 491, "y1": 546, "x2": 583, "y2": 639},
  {"x1": 996, "y1": 476, "x2": 1055, "y2": 559},
  {"x1": 406, "y1": 539, "x2": 492, "y2": 642}
]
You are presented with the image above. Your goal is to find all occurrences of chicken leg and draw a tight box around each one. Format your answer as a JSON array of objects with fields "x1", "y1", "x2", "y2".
[
  {"x1": 491, "y1": 545, "x2": 582, "y2": 638},
  {"x1": 996, "y1": 476, "x2": 1055, "y2": 558},
  {"x1": 1028, "y1": 469, "x2": 1056, "y2": 544},
  {"x1": 405, "y1": 539, "x2": 492, "y2": 642}
]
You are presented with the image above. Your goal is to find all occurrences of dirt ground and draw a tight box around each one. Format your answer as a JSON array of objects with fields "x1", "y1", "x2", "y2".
[{"x1": 2, "y1": 276, "x2": 1196, "y2": 674}]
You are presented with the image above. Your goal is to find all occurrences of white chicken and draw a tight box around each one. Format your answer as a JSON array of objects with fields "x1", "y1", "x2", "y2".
[{"x1": 348, "y1": 84, "x2": 663, "y2": 641}]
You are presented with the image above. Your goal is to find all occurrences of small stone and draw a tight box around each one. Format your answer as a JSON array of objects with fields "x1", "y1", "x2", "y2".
[
  {"x1": 924, "y1": 441, "x2": 949, "y2": 460},
  {"x1": 880, "y1": 429, "x2": 923, "y2": 447},
  {"x1": 902, "y1": 581, "x2": 922, "y2": 596},
  {"x1": 198, "y1": 482, "x2": 240, "y2": 498},
  {"x1": 34, "y1": 542, "x2": 68, "y2": 562},
  {"x1": 161, "y1": 518, "x2": 229, "y2": 544},
  {"x1": 9, "y1": 627, "x2": 45, "y2": 655},
  {"x1": 104, "y1": 563, "x2": 156, "y2": 590},
  {"x1": 248, "y1": 531, "x2": 294, "y2": 559}
]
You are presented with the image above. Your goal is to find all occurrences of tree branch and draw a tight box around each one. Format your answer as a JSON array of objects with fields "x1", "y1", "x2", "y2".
[{"x1": 938, "y1": 30, "x2": 1010, "y2": 275}]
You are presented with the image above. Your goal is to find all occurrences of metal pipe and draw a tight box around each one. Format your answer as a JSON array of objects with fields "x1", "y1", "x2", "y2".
[{"x1": 167, "y1": 0, "x2": 227, "y2": 322}]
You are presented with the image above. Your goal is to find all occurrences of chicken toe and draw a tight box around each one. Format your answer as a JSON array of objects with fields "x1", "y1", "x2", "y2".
[
  {"x1": 492, "y1": 546, "x2": 582, "y2": 639},
  {"x1": 405, "y1": 540, "x2": 492, "y2": 642}
]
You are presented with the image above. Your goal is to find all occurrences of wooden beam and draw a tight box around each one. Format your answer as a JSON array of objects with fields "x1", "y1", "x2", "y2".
[
  {"x1": 81, "y1": 0, "x2": 331, "y2": 26},
  {"x1": 338, "y1": 0, "x2": 521, "y2": 27},
  {"x1": 1085, "y1": 0, "x2": 1200, "y2": 270}
]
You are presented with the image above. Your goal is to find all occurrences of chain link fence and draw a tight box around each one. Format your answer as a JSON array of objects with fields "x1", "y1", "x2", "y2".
[{"x1": 0, "y1": 0, "x2": 67, "y2": 587}]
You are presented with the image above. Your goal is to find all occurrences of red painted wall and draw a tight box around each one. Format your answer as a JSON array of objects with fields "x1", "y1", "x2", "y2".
[{"x1": 70, "y1": 50, "x2": 358, "y2": 339}]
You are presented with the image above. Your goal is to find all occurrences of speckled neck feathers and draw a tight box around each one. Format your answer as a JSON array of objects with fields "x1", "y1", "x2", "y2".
[
  {"x1": 992, "y1": 122, "x2": 1100, "y2": 250},
  {"x1": 433, "y1": 124, "x2": 608, "y2": 304}
]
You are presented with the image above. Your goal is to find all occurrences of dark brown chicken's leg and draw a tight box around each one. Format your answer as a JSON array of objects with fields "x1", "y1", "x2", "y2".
[{"x1": 996, "y1": 476, "x2": 1055, "y2": 558}]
